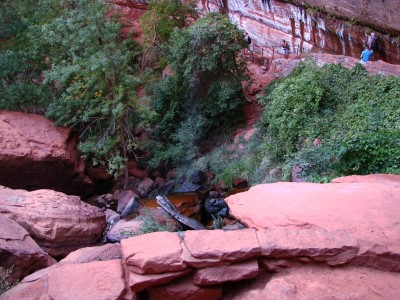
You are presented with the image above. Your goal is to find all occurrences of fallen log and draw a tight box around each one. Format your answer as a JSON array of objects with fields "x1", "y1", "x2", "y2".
[{"x1": 156, "y1": 195, "x2": 206, "y2": 230}]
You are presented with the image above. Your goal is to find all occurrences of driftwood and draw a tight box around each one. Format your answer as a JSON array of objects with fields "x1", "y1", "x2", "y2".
[{"x1": 156, "y1": 195, "x2": 206, "y2": 230}]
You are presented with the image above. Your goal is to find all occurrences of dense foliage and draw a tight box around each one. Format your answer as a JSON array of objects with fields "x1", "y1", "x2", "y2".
[
  {"x1": 212, "y1": 61, "x2": 400, "y2": 185},
  {"x1": 148, "y1": 13, "x2": 248, "y2": 167},
  {"x1": 140, "y1": 0, "x2": 198, "y2": 68},
  {"x1": 0, "y1": 0, "x2": 61, "y2": 111},
  {"x1": 140, "y1": 0, "x2": 197, "y2": 47},
  {"x1": 0, "y1": 0, "x2": 146, "y2": 182},
  {"x1": 42, "y1": 0, "x2": 144, "y2": 179}
]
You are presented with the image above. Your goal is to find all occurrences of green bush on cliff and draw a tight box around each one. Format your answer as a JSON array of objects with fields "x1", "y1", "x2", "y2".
[
  {"x1": 148, "y1": 13, "x2": 248, "y2": 167},
  {"x1": 256, "y1": 61, "x2": 400, "y2": 181}
]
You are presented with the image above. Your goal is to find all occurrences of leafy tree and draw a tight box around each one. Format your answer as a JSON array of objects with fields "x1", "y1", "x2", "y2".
[
  {"x1": 140, "y1": 0, "x2": 198, "y2": 67},
  {"x1": 141, "y1": 0, "x2": 197, "y2": 46},
  {"x1": 41, "y1": 0, "x2": 144, "y2": 185},
  {"x1": 149, "y1": 13, "x2": 248, "y2": 167},
  {"x1": 0, "y1": 0, "x2": 61, "y2": 111}
]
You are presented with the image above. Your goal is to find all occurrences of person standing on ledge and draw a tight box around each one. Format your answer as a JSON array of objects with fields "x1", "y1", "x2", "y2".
[
  {"x1": 282, "y1": 39, "x2": 290, "y2": 59},
  {"x1": 360, "y1": 45, "x2": 372, "y2": 64}
]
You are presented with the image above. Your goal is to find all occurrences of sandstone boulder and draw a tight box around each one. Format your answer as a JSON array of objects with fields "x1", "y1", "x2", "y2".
[
  {"x1": 47, "y1": 260, "x2": 126, "y2": 300},
  {"x1": 225, "y1": 175, "x2": 400, "y2": 272},
  {"x1": 60, "y1": 243, "x2": 122, "y2": 264},
  {"x1": 1, "y1": 259, "x2": 129, "y2": 300},
  {"x1": 0, "y1": 187, "x2": 106, "y2": 257},
  {"x1": 0, "y1": 214, "x2": 56, "y2": 282},
  {"x1": 0, "y1": 110, "x2": 93, "y2": 196}
]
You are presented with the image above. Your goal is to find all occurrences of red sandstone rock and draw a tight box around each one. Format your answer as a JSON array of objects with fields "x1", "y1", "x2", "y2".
[
  {"x1": 0, "y1": 269, "x2": 50, "y2": 300},
  {"x1": 128, "y1": 269, "x2": 192, "y2": 292},
  {"x1": 194, "y1": 260, "x2": 259, "y2": 286},
  {"x1": 121, "y1": 232, "x2": 187, "y2": 274},
  {"x1": 0, "y1": 214, "x2": 56, "y2": 282},
  {"x1": 256, "y1": 228, "x2": 359, "y2": 265},
  {"x1": 60, "y1": 243, "x2": 122, "y2": 264},
  {"x1": 183, "y1": 229, "x2": 261, "y2": 262},
  {"x1": 47, "y1": 260, "x2": 126, "y2": 300},
  {"x1": 200, "y1": 1, "x2": 400, "y2": 64},
  {"x1": 0, "y1": 110, "x2": 93, "y2": 196},
  {"x1": 224, "y1": 265, "x2": 400, "y2": 300},
  {"x1": 225, "y1": 175, "x2": 400, "y2": 272},
  {"x1": 147, "y1": 276, "x2": 222, "y2": 300},
  {"x1": 0, "y1": 187, "x2": 106, "y2": 257}
]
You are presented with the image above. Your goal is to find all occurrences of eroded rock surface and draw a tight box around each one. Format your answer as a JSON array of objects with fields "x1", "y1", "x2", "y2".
[
  {"x1": 0, "y1": 187, "x2": 106, "y2": 257},
  {"x1": 199, "y1": 0, "x2": 400, "y2": 64},
  {"x1": 0, "y1": 214, "x2": 56, "y2": 282},
  {"x1": 226, "y1": 174, "x2": 400, "y2": 272},
  {"x1": 224, "y1": 265, "x2": 400, "y2": 300},
  {"x1": 0, "y1": 111, "x2": 93, "y2": 196}
]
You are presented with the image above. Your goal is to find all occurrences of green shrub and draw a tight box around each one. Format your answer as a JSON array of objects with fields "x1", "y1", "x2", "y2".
[
  {"x1": 0, "y1": 267, "x2": 18, "y2": 295},
  {"x1": 122, "y1": 208, "x2": 177, "y2": 237},
  {"x1": 258, "y1": 61, "x2": 400, "y2": 180}
]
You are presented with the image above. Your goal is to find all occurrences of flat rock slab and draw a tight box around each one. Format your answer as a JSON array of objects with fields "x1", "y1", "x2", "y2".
[
  {"x1": 47, "y1": 260, "x2": 126, "y2": 300},
  {"x1": 257, "y1": 228, "x2": 359, "y2": 265},
  {"x1": 0, "y1": 187, "x2": 106, "y2": 257},
  {"x1": 225, "y1": 175, "x2": 400, "y2": 271},
  {"x1": 184, "y1": 229, "x2": 261, "y2": 262},
  {"x1": 147, "y1": 276, "x2": 222, "y2": 300},
  {"x1": 60, "y1": 243, "x2": 122, "y2": 264},
  {"x1": 0, "y1": 110, "x2": 93, "y2": 196},
  {"x1": 128, "y1": 269, "x2": 191, "y2": 292},
  {"x1": 224, "y1": 265, "x2": 400, "y2": 300},
  {"x1": 194, "y1": 260, "x2": 259, "y2": 286},
  {"x1": 0, "y1": 214, "x2": 56, "y2": 281},
  {"x1": 121, "y1": 231, "x2": 187, "y2": 274}
]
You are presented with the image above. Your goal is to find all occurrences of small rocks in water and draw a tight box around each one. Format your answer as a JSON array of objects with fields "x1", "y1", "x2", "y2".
[
  {"x1": 116, "y1": 190, "x2": 139, "y2": 214},
  {"x1": 205, "y1": 198, "x2": 229, "y2": 218},
  {"x1": 159, "y1": 182, "x2": 175, "y2": 195},
  {"x1": 105, "y1": 209, "x2": 120, "y2": 226},
  {"x1": 120, "y1": 197, "x2": 140, "y2": 218}
]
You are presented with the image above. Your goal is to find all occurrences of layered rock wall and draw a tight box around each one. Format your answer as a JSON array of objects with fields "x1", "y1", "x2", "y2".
[{"x1": 198, "y1": 0, "x2": 400, "y2": 63}]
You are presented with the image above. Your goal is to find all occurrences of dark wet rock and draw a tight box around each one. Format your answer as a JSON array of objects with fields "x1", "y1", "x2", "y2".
[
  {"x1": 205, "y1": 198, "x2": 230, "y2": 218},
  {"x1": 190, "y1": 170, "x2": 204, "y2": 185}
]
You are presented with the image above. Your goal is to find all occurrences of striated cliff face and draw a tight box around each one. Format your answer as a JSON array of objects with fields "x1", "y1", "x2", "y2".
[{"x1": 197, "y1": 0, "x2": 400, "y2": 64}]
